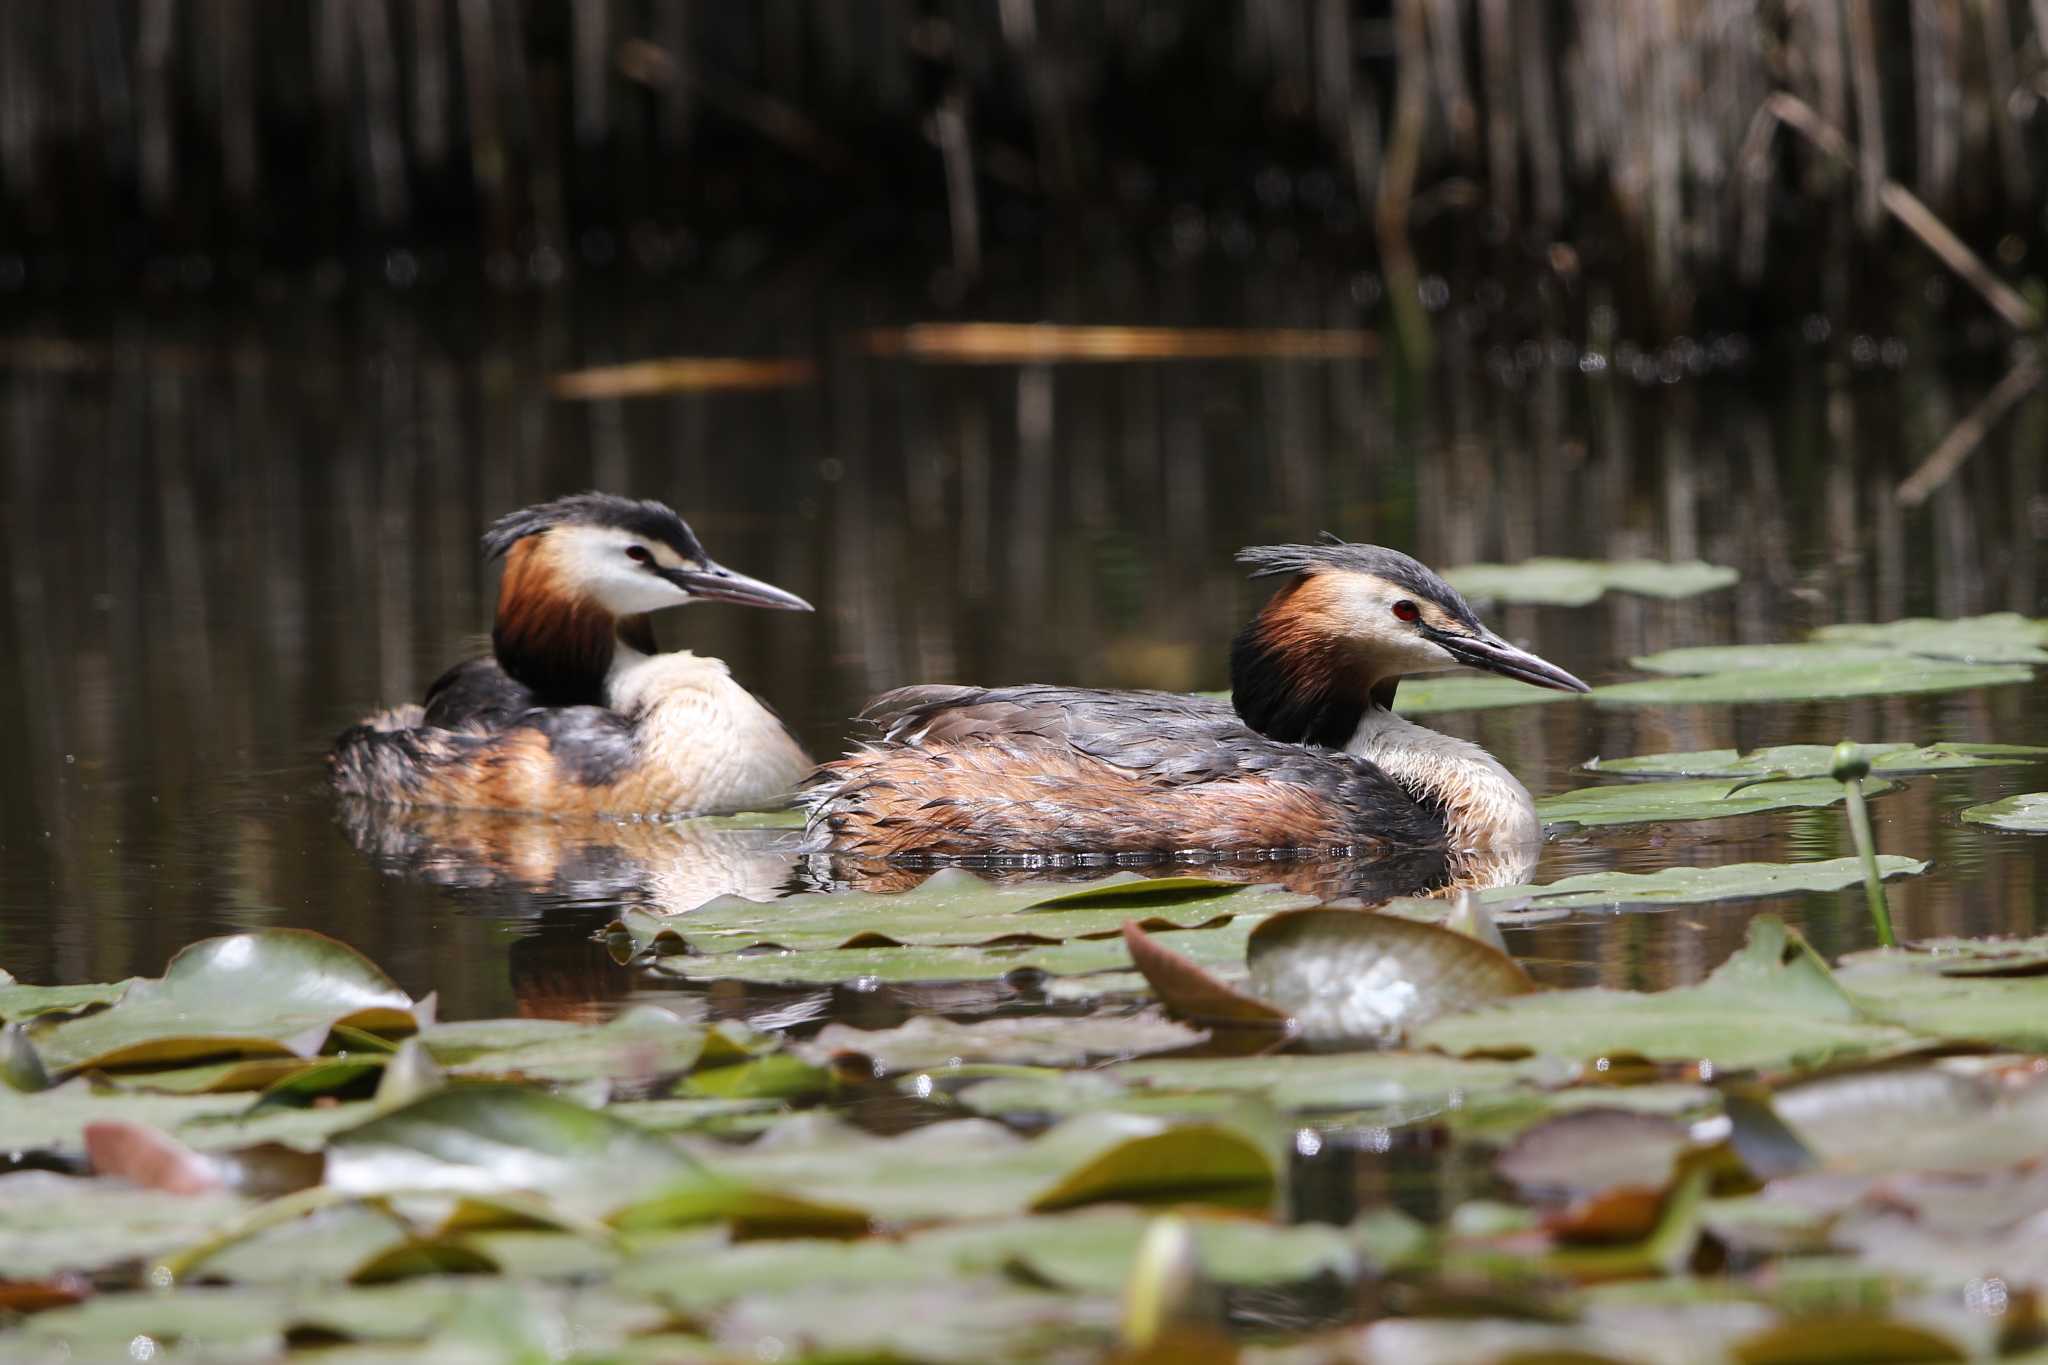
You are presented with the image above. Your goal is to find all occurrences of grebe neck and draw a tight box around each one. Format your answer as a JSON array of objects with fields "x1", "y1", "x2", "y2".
[
  {"x1": 1344, "y1": 704, "x2": 1539, "y2": 849},
  {"x1": 492, "y1": 539, "x2": 659, "y2": 705}
]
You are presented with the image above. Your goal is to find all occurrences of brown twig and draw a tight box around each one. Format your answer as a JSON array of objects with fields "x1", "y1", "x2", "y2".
[
  {"x1": 1755, "y1": 92, "x2": 2040, "y2": 332},
  {"x1": 1895, "y1": 351, "x2": 2045, "y2": 505}
]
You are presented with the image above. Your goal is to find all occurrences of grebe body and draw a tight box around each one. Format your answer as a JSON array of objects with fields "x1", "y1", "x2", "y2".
[
  {"x1": 331, "y1": 494, "x2": 812, "y2": 817},
  {"x1": 806, "y1": 540, "x2": 1587, "y2": 861}
]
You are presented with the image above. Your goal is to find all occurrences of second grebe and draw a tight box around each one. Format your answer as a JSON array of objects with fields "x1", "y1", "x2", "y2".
[
  {"x1": 330, "y1": 493, "x2": 814, "y2": 817},
  {"x1": 805, "y1": 538, "x2": 1589, "y2": 860}
]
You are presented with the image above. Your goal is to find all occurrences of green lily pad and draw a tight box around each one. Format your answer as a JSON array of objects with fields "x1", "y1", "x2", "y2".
[
  {"x1": 0, "y1": 1170, "x2": 254, "y2": 1279},
  {"x1": 1587, "y1": 743, "x2": 2048, "y2": 780},
  {"x1": 434, "y1": 1005, "x2": 711, "y2": 1084},
  {"x1": 1959, "y1": 792, "x2": 2048, "y2": 833},
  {"x1": 187, "y1": 1200, "x2": 496, "y2": 1286},
  {"x1": 0, "y1": 976, "x2": 130, "y2": 1025},
  {"x1": 622, "y1": 1208, "x2": 1351, "y2": 1314},
  {"x1": 31, "y1": 930, "x2": 431, "y2": 1073},
  {"x1": 1537, "y1": 778, "x2": 1894, "y2": 828},
  {"x1": 1836, "y1": 944, "x2": 2048, "y2": 1050},
  {"x1": 958, "y1": 1051, "x2": 1573, "y2": 1121},
  {"x1": 0, "y1": 1076, "x2": 258, "y2": 1155},
  {"x1": 323, "y1": 1085, "x2": 699, "y2": 1220},
  {"x1": 1391, "y1": 674, "x2": 1587, "y2": 714},
  {"x1": 644, "y1": 1111, "x2": 1276, "y2": 1224},
  {"x1": 1243, "y1": 909, "x2": 1537, "y2": 1048},
  {"x1": 799, "y1": 1011, "x2": 1203, "y2": 1074},
  {"x1": 1416, "y1": 917, "x2": 1924, "y2": 1071},
  {"x1": 645, "y1": 911, "x2": 1267, "y2": 986},
  {"x1": 709, "y1": 1280, "x2": 1116, "y2": 1362},
  {"x1": 1444, "y1": 557, "x2": 1739, "y2": 605},
  {"x1": 614, "y1": 868, "x2": 1313, "y2": 963},
  {"x1": 1812, "y1": 612, "x2": 2048, "y2": 664},
  {"x1": 1592, "y1": 652, "x2": 2032, "y2": 705},
  {"x1": 1487, "y1": 857, "x2": 1930, "y2": 912}
]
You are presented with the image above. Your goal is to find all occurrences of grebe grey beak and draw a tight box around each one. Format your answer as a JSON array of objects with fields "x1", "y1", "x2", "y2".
[
  {"x1": 1431, "y1": 628, "x2": 1590, "y2": 693},
  {"x1": 668, "y1": 560, "x2": 814, "y2": 612}
]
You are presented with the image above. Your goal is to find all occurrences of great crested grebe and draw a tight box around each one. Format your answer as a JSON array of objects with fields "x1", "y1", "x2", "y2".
[
  {"x1": 330, "y1": 492, "x2": 814, "y2": 817},
  {"x1": 805, "y1": 538, "x2": 1589, "y2": 862}
]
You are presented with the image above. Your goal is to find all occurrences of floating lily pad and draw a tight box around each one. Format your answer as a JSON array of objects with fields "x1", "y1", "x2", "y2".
[
  {"x1": 323, "y1": 1085, "x2": 700, "y2": 1221},
  {"x1": 645, "y1": 912, "x2": 1267, "y2": 987},
  {"x1": 1836, "y1": 944, "x2": 2048, "y2": 1051},
  {"x1": 32, "y1": 931, "x2": 431, "y2": 1073},
  {"x1": 1488, "y1": 857, "x2": 1930, "y2": 912},
  {"x1": 957, "y1": 1052, "x2": 1573, "y2": 1122},
  {"x1": 0, "y1": 1076, "x2": 259, "y2": 1156},
  {"x1": 1537, "y1": 778, "x2": 1894, "y2": 828},
  {"x1": 1593, "y1": 651, "x2": 2032, "y2": 705},
  {"x1": 1587, "y1": 743, "x2": 2048, "y2": 780},
  {"x1": 616, "y1": 868, "x2": 1313, "y2": 960},
  {"x1": 1417, "y1": 917, "x2": 1923, "y2": 1071},
  {"x1": 1444, "y1": 558, "x2": 1738, "y2": 605},
  {"x1": 0, "y1": 975, "x2": 130, "y2": 1025},
  {"x1": 621, "y1": 1208, "x2": 1352, "y2": 1313},
  {"x1": 1959, "y1": 792, "x2": 2048, "y2": 833},
  {"x1": 1495, "y1": 1109, "x2": 1692, "y2": 1201},
  {"x1": 0, "y1": 1171, "x2": 254, "y2": 1279},
  {"x1": 649, "y1": 1112, "x2": 1276, "y2": 1224},
  {"x1": 1392, "y1": 674, "x2": 1587, "y2": 714},
  {"x1": 1812, "y1": 612, "x2": 2048, "y2": 664},
  {"x1": 799, "y1": 1011, "x2": 1203, "y2": 1074},
  {"x1": 1243, "y1": 910, "x2": 1537, "y2": 1049},
  {"x1": 431, "y1": 1006, "x2": 711, "y2": 1084}
]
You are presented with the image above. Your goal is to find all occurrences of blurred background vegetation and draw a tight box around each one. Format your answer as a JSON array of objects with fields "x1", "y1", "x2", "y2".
[{"x1": 3, "y1": 1, "x2": 2048, "y2": 340}]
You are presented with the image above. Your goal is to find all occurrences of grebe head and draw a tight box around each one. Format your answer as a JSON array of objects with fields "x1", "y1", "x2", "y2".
[
  {"x1": 484, "y1": 493, "x2": 812, "y2": 617},
  {"x1": 1230, "y1": 536, "x2": 1588, "y2": 746}
]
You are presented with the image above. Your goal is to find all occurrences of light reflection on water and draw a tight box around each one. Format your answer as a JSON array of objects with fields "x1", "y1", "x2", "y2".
[{"x1": 1, "y1": 273, "x2": 2044, "y2": 1020}]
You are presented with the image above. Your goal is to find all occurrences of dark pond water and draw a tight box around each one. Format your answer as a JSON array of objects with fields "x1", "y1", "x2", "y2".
[{"x1": 2, "y1": 271, "x2": 2044, "y2": 1024}]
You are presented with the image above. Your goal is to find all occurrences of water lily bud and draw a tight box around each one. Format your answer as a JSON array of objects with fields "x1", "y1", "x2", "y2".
[{"x1": 1830, "y1": 741, "x2": 1871, "y2": 783}]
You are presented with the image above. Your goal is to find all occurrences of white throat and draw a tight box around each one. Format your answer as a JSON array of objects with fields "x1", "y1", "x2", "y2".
[{"x1": 1344, "y1": 706, "x2": 1540, "y2": 849}]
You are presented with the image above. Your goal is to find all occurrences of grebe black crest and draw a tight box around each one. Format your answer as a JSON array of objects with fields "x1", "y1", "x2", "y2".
[
  {"x1": 329, "y1": 492, "x2": 814, "y2": 817},
  {"x1": 805, "y1": 537, "x2": 1588, "y2": 872}
]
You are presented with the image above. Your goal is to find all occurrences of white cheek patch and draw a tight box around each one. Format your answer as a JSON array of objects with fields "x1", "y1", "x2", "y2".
[{"x1": 554, "y1": 527, "x2": 693, "y2": 615}]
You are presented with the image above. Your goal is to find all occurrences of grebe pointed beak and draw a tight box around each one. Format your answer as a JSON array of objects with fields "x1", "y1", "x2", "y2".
[
  {"x1": 1435, "y1": 629, "x2": 1591, "y2": 693},
  {"x1": 669, "y1": 560, "x2": 815, "y2": 612}
]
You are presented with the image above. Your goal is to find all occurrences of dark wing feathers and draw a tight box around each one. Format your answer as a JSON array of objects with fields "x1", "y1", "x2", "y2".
[
  {"x1": 423, "y1": 656, "x2": 539, "y2": 732},
  {"x1": 856, "y1": 683, "x2": 1423, "y2": 805}
]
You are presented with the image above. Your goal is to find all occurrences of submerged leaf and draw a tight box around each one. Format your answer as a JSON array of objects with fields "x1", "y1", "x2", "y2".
[
  {"x1": 1958, "y1": 792, "x2": 2048, "y2": 833},
  {"x1": 32, "y1": 930, "x2": 428, "y2": 1073},
  {"x1": 1489, "y1": 857, "x2": 1930, "y2": 912},
  {"x1": 1444, "y1": 557, "x2": 1738, "y2": 605},
  {"x1": 1245, "y1": 909, "x2": 1537, "y2": 1049},
  {"x1": 1587, "y1": 743, "x2": 2048, "y2": 780},
  {"x1": 1537, "y1": 778, "x2": 1894, "y2": 828}
]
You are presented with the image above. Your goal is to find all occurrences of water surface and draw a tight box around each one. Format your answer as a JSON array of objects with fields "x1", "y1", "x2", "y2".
[{"x1": 2, "y1": 273, "x2": 2043, "y2": 1020}]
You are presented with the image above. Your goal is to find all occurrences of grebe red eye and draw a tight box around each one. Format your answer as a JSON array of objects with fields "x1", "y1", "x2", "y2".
[
  {"x1": 625, "y1": 545, "x2": 653, "y2": 566},
  {"x1": 1392, "y1": 599, "x2": 1420, "y2": 622}
]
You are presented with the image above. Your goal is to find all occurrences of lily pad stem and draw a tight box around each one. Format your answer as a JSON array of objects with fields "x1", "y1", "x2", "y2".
[{"x1": 1831, "y1": 742, "x2": 1895, "y2": 947}]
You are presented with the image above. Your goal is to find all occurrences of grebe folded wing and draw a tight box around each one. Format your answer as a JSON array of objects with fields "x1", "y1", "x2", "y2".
[
  {"x1": 422, "y1": 656, "x2": 537, "y2": 731},
  {"x1": 811, "y1": 682, "x2": 1438, "y2": 858}
]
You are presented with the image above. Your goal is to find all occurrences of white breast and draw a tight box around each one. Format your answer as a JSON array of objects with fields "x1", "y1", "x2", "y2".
[
  {"x1": 608, "y1": 651, "x2": 814, "y2": 814},
  {"x1": 1344, "y1": 708, "x2": 1540, "y2": 849}
]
